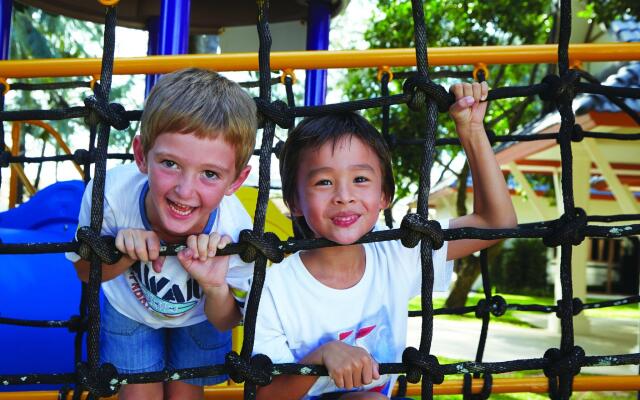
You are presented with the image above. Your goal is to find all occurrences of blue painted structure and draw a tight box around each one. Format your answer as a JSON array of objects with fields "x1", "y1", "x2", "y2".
[
  {"x1": 145, "y1": 0, "x2": 191, "y2": 96},
  {"x1": 0, "y1": 181, "x2": 84, "y2": 390},
  {"x1": 0, "y1": 0, "x2": 11, "y2": 60},
  {"x1": 304, "y1": 0, "x2": 331, "y2": 106}
]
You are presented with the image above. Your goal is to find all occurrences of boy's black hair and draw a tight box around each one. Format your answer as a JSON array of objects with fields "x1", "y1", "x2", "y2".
[{"x1": 279, "y1": 112, "x2": 395, "y2": 238}]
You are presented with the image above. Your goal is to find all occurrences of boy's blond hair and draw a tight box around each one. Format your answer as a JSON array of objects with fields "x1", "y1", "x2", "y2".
[{"x1": 141, "y1": 68, "x2": 257, "y2": 175}]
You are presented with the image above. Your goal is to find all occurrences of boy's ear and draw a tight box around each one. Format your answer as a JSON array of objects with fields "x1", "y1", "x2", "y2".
[
  {"x1": 379, "y1": 191, "x2": 391, "y2": 211},
  {"x1": 132, "y1": 135, "x2": 148, "y2": 173},
  {"x1": 289, "y1": 193, "x2": 303, "y2": 217},
  {"x1": 225, "y1": 165, "x2": 251, "y2": 195}
]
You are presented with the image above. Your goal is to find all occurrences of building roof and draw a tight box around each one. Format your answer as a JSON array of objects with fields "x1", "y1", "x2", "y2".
[{"x1": 575, "y1": 16, "x2": 640, "y2": 114}]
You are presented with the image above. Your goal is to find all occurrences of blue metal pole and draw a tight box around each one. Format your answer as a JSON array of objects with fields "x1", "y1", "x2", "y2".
[
  {"x1": 0, "y1": 0, "x2": 13, "y2": 60},
  {"x1": 145, "y1": 16, "x2": 160, "y2": 97},
  {"x1": 304, "y1": 0, "x2": 330, "y2": 106},
  {"x1": 145, "y1": 0, "x2": 191, "y2": 95}
]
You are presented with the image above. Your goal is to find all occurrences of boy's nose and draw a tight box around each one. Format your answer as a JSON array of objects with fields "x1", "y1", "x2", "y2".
[
  {"x1": 333, "y1": 184, "x2": 355, "y2": 205},
  {"x1": 174, "y1": 175, "x2": 196, "y2": 198}
]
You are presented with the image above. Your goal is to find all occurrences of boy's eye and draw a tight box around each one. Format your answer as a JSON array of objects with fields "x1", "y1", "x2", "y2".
[
  {"x1": 203, "y1": 170, "x2": 218, "y2": 180},
  {"x1": 354, "y1": 176, "x2": 370, "y2": 183},
  {"x1": 161, "y1": 160, "x2": 177, "y2": 168},
  {"x1": 314, "y1": 179, "x2": 332, "y2": 186}
]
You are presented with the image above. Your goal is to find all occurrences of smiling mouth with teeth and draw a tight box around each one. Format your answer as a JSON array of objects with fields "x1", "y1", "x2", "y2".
[{"x1": 168, "y1": 199, "x2": 195, "y2": 216}]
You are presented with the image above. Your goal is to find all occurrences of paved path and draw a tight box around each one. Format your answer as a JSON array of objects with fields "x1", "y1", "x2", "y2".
[{"x1": 406, "y1": 315, "x2": 640, "y2": 375}]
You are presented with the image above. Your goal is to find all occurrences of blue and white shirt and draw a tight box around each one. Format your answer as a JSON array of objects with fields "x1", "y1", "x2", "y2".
[{"x1": 66, "y1": 163, "x2": 254, "y2": 329}]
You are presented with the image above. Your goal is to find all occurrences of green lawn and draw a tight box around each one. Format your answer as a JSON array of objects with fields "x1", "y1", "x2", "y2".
[{"x1": 405, "y1": 293, "x2": 639, "y2": 398}]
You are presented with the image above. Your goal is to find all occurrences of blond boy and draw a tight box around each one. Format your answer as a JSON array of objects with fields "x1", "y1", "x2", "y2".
[{"x1": 67, "y1": 68, "x2": 256, "y2": 400}]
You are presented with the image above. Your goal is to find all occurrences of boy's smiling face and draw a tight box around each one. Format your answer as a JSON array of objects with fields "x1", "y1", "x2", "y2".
[
  {"x1": 293, "y1": 135, "x2": 389, "y2": 245},
  {"x1": 133, "y1": 132, "x2": 250, "y2": 243}
]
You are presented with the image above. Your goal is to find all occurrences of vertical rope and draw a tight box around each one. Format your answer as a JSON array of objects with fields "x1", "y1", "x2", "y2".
[
  {"x1": 240, "y1": 1, "x2": 276, "y2": 398},
  {"x1": 554, "y1": 1, "x2": 577, "y2": 398},
  {"x1": 85, "y1": 5, "x2": 117, "y2": 373},
  {"x1": 380, "y1": 72, "x2": 394, "y2": 229},
  {"x1": 410, "y1": 0, "x2": 439, "y2": 398},
  {"x1": 475, "y1": 250, "x2": 491, "y2": 365}
]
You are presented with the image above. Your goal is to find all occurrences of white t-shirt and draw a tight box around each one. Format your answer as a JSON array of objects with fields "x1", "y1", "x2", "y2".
[
  {"x1": 66, "y1": 163, "x2": 254, "y2": 329},
  {"x1": 253, "y1": 221, "x2": 452, "y2": 399}
]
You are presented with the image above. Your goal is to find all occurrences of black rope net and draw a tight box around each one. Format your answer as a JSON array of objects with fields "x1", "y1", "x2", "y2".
[{"x1": 1, "y1": 1, "x2": 640, "y2": 399}]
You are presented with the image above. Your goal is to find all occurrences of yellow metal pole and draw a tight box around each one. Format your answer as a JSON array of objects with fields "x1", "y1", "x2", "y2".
[
  {"x1": 4, "y1": 143, "x2": 36, "y2": 205},
  {"x1": 0, "y1": 43, "x2": 638, "y2": 78},
  {"x1": 3, "y1": 375, "x2": 640, "y2": 399}
]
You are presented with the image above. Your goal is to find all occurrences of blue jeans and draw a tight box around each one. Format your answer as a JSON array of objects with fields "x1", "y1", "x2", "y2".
[{"x1": 100, "y1": 298, "x2": 230, "y2": 386}]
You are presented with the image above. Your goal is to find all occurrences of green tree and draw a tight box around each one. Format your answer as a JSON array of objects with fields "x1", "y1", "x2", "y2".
[
  {"x1": 340, "y1": 0, "x2": 637, "y2": 307},
  {"x1": 7, "y1": 4, "x2": 139, "y2": 199}
]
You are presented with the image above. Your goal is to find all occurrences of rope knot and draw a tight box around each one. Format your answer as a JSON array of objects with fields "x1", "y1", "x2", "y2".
[
  {"x1": 400, "y1": 214, "x2": 444, "y2": 249},
  {"x1": 402, "y1": 75, "x2": 454, "y2": 113},
  {"x1": 273, "y1": 140, "x2": 285, "y2": 160},
  {"x1": 84, "y1": 96, "x2": 130, "y2": 130},
  {"x1": 67, "y1": 315, "x2": 87, "y2": 333},
  {"x1": 76, "y1": 362, "x2": 120, "y2": 398},
  {"x1": 539, "y1": 71, "x2": 579, "y2": 103},
  {"x1": 402, "y1": 347, "x2": 444, "y2": 384},
  {"x1": 254, "y1": 98, "x2": 294, "y2": 129},
  {"x1": 76, "y1": 226, "x2": 122, "y2": 264},
  {"x1": 475, "y1": 295, "x2": 507, "y2": 318},
  {"x1": 543, "y1": 346, "x2": 585, "y2": 378},
  {"x1": 225, "y1": 351, "x2": 273, "y2": 386},
  {"x1": 239, "y1": 230, "x2": 285, "y2": 263},
  {"x1": 571, "y1": 125, "x2": 584, "y2": 142},
  {"x1": 555, "y1": 297, "x2": 583, "y2": 318},
  {"x1": 542, "y1": 208, "x2": 587, "y2": 248},
  {"x1": 73, "y1": 149, "x2": 94, "y2": 165},
  {"x1": 0, "y1": 150, "x2": 10, "y2": 168}
]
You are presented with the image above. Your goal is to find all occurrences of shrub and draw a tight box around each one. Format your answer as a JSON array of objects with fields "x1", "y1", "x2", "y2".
[{"x1": 491, "y1": 238, "x2": 551, "y2": 296}]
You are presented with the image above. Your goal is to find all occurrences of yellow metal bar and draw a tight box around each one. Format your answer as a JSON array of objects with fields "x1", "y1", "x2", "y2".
[
  {"x1": 0, "y1": 43, "x2": 638, "y2": 79},
  {"x1": 4, "y1": 143, "x2": 36, "y2": 204},
  {"x1": 2, "y1": 375, "x2": 640, "y2": 399}
]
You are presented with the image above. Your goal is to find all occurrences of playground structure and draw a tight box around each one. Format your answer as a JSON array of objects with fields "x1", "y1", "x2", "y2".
[{"x1": 0, "y1": 0, "x2": 639, "y2": 399}]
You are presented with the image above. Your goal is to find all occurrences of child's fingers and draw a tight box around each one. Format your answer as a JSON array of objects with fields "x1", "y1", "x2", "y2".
[
  {"x1": 122, "y1": 232, "x2": 139, "y2": 260},
  {"x1": 177, "y1": 248, "x2": 193, "y2": 269},
  {"x1": 152, "y1": 256, "x2": 165, "y2": 273},
  {"x1": 197, "y1": 234, "x2": 210, "y2": 261},
  {"x1": 207, "y1": 233, "x2": 222, "y2": 257},
  {"x1": 472, "y1": 82, "x2": 482, "y2": 102},
  {"x1": 343, "y1": 370, "x2": 354, "y2": 390},
  {"x1": 462, "y1": 82, "x2": 473, "y2": 98},
  {"x1": 372, "y1": 359, "x2": 380, "y2": 380},
  {"x1": 480, "y1": 81, "x2": 489, "y2": 101},
  {"x1": 146, "y1": 236, "x2": 160, "y2": 261},
  {"x1": 331, "y1": 372, "x2": 344, "y2": 389},
  {"x1": 361, "y1": 356, "x2": 373, "y2": 385},
  {"x1": 218, "y1": 235, "x2": 231, "y2": 249},
  {"x1": 449, "y1": 95, "x2": 475, "y2": 113},
  {"x1": 450, "y1": 83, "x2": 464, "y2": 100},
  {"x1": 124, "y1": 234, "x2": 149, "y2": 262},
  {"x1": 115, "y1": 232, "x2": 126, "y2": 255},
  {"x1": 134, "y1": 234, "x2": 149, "y2": 262}
]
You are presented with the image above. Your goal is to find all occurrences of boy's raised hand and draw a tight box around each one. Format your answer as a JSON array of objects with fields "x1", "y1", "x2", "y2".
[
  {"x1": 178, "y1": 232, "x2": 231, "y2": 291},
  {"x1": 449, "y1": 81, "x2": 489, "y2": 134},
  {"x1": 115, "y1": 228, "x2": 165, "y2": 272},
  {"x1": 319, "y1": 341, "x2": 380, "y2": 390}
]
